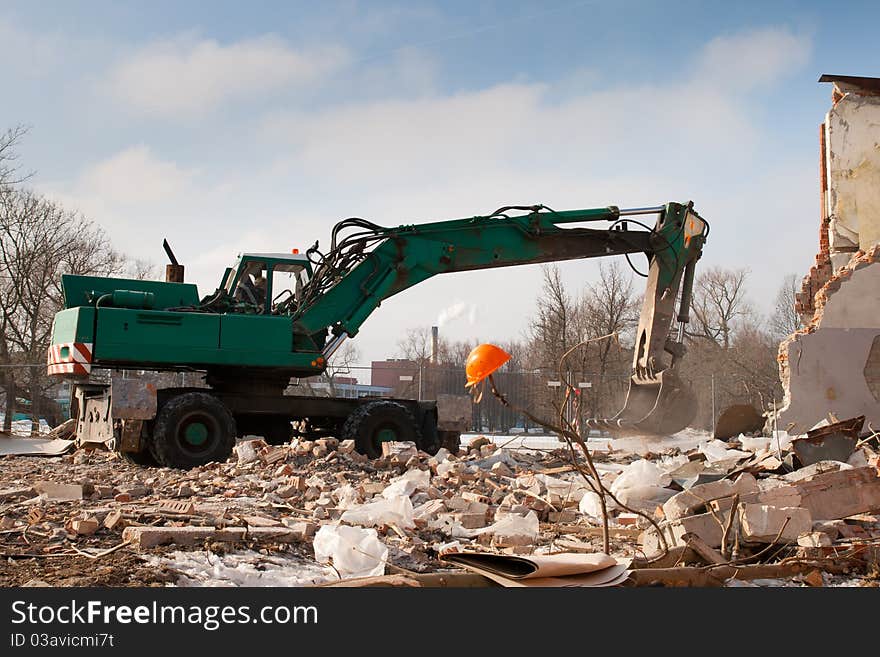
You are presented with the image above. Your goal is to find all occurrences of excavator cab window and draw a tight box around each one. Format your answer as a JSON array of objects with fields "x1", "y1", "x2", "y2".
[
  {"x1": 232, "y1": 260, "x2": 268, "y2": 311},
  {"x1": 270, "y1": 263, "x2": 307, "y2": 315}
]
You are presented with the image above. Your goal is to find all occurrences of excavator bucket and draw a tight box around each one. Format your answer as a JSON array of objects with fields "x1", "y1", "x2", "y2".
[{"x1": 587, "y1": 370, "x2": 697, "y2": 436}]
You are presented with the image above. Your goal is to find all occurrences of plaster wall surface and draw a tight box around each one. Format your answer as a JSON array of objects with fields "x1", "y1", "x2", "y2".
[{"x1": 825, "y1": 91, "x2": 880, "y2": 253}]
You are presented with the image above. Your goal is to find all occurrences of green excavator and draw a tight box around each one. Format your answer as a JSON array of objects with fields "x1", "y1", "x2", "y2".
[{"x1": 48, "y1": 201, "x2": 708, "y2": 468}]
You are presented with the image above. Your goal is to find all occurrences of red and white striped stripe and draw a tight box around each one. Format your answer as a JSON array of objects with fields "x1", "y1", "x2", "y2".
[{"x1": 47, "y1": 342, "x2": 93, "y2": 376}]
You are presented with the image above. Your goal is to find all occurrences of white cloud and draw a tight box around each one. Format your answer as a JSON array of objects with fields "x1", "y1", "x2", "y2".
[
  {"x1": 109, "y1": 35, "x2": 350, "y2": 116},
  {"x1": 694, "y1": 27, "x2": 812, "y2": 89},
  {"x1": 263, "y1": 27, "x2": 811, "y2": 191},
  {"x1": 78, "y1": 145, "x2": 193, "y2": 204}
]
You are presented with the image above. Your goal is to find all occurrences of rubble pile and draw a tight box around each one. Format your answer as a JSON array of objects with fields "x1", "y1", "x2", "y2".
[{"x1": 1, "y1": 423, "x2": 879, "y2": 588}]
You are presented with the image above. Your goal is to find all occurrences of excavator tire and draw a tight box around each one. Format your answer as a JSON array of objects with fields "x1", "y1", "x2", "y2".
[
  {"x1": 342, "y1": 400, "x2": 422, "y2": 459},
  {"x1": 151, "y1": 392, "x2": 236, "y2": 469}
]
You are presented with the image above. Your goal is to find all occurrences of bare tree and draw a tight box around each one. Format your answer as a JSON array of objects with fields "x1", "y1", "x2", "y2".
[
  {"x1": 0, "y1": 190, "x2": 123, "y2": 431},
  {"x1": 576, "y1": 261, "x2": 640, "y2": 417},
  {"x1": 323, "y1": 343, "x2": 361, "y2": 396},
  {"x1": 0, "y1": 125, "x2": 29, "y2": 187},
  {"x1": 688, "y1": 266, "x2": 753, "y2": 349},
  {"x1": 769, "y1": 273, "x2": 802, "y2": 339},
  {"x1": 530, "y1": 265, "x2": 577, "y2": 364},
  {"x1": 125, "y1": 258, "x2": 159, "y2": 281},
  {"x1": 396, "y1": 326, "x2": 434, "y2": 364}
]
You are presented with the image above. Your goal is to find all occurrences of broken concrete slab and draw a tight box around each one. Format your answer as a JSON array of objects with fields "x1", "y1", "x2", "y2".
[
  {"x1": 783, "y1": 460, "x2": 852, "y2": 482},
  {"x1": 739, "y1": 504, "x2": 812, "y2": 543},
  {"x1": 122, "y1": 525, "x2": 311, "y2": 548},
  {"x1": 0, "y1": 438, "x2": 75, "y2": 457},
  {"x1": 791, "y1": 466, "x2": 880, "y2": 520},
  {"x1": 662, "y1": 473, "x2": 758, "y2": 520},
  {"x1": 641, "y1": 510, "x2": 727, "y2": 554},
  {"x1": 34, "y1": 481, "x2": 83, "y2": 501},
  {"x1": 798, "y1": 532, "x2": 833, "y2": 547}
]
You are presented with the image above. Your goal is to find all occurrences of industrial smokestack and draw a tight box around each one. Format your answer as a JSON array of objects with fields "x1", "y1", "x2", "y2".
[{"x1": 431, "y1": 326, "x2": 439, "y2": 364}]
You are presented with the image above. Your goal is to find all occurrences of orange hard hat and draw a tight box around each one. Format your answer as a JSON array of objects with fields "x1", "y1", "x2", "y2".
[{"x1": 464, "y1": 343, "x2": 511, "y2": 389}]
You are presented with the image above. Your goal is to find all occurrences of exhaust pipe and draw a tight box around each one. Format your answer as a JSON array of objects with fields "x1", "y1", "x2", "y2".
[{"x1": 163, "y1": 238, "x2": 185, "y2": 283}]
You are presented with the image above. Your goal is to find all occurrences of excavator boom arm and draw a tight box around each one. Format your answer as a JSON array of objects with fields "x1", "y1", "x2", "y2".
[{"x1": 296, "y1": 202, "x2": 705, "y2": 358}]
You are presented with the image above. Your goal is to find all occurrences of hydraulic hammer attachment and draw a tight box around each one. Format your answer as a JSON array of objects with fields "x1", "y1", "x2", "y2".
[{"x1": 587, "y1": 203, "x2": 706, "y2": 436}]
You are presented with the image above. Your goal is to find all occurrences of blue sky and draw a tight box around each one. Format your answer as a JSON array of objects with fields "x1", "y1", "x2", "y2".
[{"x1": 2, "y1": 1, "x2": 879, "y2": 367}]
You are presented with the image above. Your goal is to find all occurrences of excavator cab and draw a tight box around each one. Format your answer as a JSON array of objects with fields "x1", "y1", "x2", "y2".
[{"x1": 222, "y1": 253, "x2": 312, "y2": 315}]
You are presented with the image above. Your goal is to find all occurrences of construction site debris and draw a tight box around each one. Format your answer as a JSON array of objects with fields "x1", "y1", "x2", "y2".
[
  {"x1": 313, "y1": 524, "x2": 388, "y2": 579},
  {"x1": 1, "y1": 415, "x2": 879, "y2": 588},
  {"x1": 34, "y1": 481, "x2": 83, "y2": 501},
  {"x1": 440, "y1": 550, "x2": 630, "y2": 587},
  {"x1": 792, "y1": 415, "x2": 863, "y2": 466}
]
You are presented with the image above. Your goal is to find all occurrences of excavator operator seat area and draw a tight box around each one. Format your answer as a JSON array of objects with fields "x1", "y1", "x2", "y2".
[
  {"x1": 225, "y1": 253, "x2": 312, "y2": 315},
  {"x1": 270, "y1": 262, "x2": 308, "y2": 315}
]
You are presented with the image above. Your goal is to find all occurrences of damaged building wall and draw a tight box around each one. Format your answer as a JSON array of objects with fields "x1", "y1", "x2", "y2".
[
  {"x1": 796, "y1": 76, "x2": 880, "y2": 320},
  {"x1": 778, "y1": 75, "x2": 880, "y2": 435},
  {"x1": 778, "y1": 245, "x2": 880, "y2": 433},
  {"x1": 825, "y1": 79, "x2": 880, "y2": 264}
]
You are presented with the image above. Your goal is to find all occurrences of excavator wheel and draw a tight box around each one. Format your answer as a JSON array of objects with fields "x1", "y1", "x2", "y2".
[
  {"x1": 151, "y1": 392, "x2": 236, "y2": 469},
  {"x1": 341, "y1": 400, "x2": 422, "y2": 459}
]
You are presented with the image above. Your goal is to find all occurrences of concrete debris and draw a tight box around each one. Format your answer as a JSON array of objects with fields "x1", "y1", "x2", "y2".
[
  {"x1": 66, "y1": 516, "x2": 100, "y2": 536},
  {"x1": 792, "y1": 415, "x2": 862, "y2": 466},
  {"x1": 663, "y1": 473, "x2": 758, "y2": 521},
  {"x1": 2, "y1": 412, "x2": 880, "y2": 588},
  {"x1": 122, "y1": 525, "x2": 311, "y2": 548},
  {"x1": 234, "y1": 438, "x2": 268, "y2": 464},
  {"x1": 798, "y1": 532, "x2": 833, "y2": 548},
  {"x1": 739, "y1": 504, "x2": 812, "y2": 543},
  {"x1": 34, "y1": 481, "x2": 83, "y2": 501}
]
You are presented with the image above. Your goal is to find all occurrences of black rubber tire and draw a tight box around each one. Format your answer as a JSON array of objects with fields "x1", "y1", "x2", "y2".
[
  {"x1": 151, "y1": 392, "x2": 236, "y2": 469},
  {"x1": 438, "y1": 430, "x2": 462, "y2": 455},
  {"x1": 120, "y1": 449, "x2": 159, "y2": 467},
  {"x1": 341, "y1": 400, "x2": 421, "y2": 459}
]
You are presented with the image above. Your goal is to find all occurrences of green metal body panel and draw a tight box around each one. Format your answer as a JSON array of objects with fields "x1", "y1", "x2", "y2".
[
  {"x1": 88, "y1": 307, "x2": 320, "y2": 370},
  {"x1": 95, "y1": 308, "x2": 220, "y2": 361},
  {"x1": 219, "y1": 315, "x2": 295, "y2": 364},
  {"x1": 62, "y1": 274, "x2": 199, "y2": 310},
  {"x1": 51, "y1": 307, "x2": 95, "y2": 343}
]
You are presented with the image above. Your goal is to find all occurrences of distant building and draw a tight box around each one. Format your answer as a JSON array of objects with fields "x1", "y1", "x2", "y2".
[
  {"x1": 371, "y1": 359, "x2": 418, "y2": 388},
  {"x1": 305, "y1": 379, "x2": 393, "y2": 399}
]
